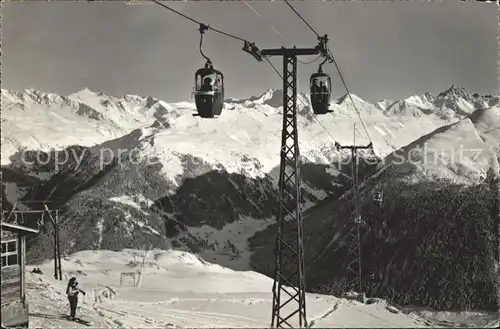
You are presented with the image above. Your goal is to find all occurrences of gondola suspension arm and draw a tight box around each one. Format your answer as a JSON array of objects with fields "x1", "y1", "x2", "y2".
[
  {"x1": 198, "y1": 24, "x2": 213, "y2": 68},
  {"x1": 318, "y1": 56, "x2": 328, "y2": 73}
]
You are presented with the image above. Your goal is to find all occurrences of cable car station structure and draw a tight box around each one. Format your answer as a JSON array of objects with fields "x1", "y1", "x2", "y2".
[
  {"x1": 2, "y1": 201, "x2": 63, "y2": 281},
  {"x1": 137, "y1": 1, "x2": 382, "y2": 327}
]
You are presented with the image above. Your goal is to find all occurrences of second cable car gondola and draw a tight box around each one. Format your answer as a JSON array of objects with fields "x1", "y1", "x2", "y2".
[
  {"x1": 309, "y1": 64, "x2": 332, "y2": 115},
  {"x1": 373, "y1": 190, "x2": 383, "y2": 207}
]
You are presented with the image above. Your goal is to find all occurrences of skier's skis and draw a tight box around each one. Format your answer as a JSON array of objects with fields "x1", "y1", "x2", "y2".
[
  {"x1": 75, "y1": 318, "x2": 92, "y2": 326},
  {"x1": 64, "y1": 315, "x2": 91, "y2": 326}
]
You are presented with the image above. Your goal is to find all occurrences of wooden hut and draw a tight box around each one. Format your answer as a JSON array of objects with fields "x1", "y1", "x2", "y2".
[{"x1": 1, "y1": 222, "x2": 39, "y2": 328}]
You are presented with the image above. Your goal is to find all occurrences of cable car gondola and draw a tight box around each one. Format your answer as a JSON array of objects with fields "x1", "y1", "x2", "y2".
[
  {"x1": 309, "y1": 62, "x2": 332, "y2": 115},
  {"x1": 193, "y1": 24, "x2": 224, "y2": 119},
  {"x1": 194, "y1": 63, "x2": 224, "y2": 118},
  {"x1": 373, "y1": 191, "x2": 383, "y2": 207}
]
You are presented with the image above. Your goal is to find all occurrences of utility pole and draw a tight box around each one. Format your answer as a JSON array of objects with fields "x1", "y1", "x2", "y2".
[
  {"x1": 43, "y1": 203, "x2": 62, "y2": 281},
  {"x1": 335, "y1": 128, "x2": 373, "y2": 303},
  {"x1": 2, "y1": 201, "x2": 62, "y2": 280},
  {"x1": 262, "y1": 36, "x2": 330, "y2": 329}
]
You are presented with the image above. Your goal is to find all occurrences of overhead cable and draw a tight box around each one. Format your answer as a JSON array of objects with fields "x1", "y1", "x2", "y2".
[
  {"x1": 283, "y1": 0, "x2": 374, "y2": 143},
  {"x1": 283, "y1": 0, "x2": 320, "y2": 38},
  {"x1": 244, "y1": 1, "x2": 320, "y2": 65},
  {"x1": 154, "y1": 0, "x2": 249, "y2": 43}
]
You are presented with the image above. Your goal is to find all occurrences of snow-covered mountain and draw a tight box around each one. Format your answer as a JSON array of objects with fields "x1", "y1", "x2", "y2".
[
  {"x1": 3, "y1": 85, "x2": 493, "y2": 169},
  {"x1": 383, "y1": 93, "x2": 435, "y2": 117},
  {"x1": 1, "y1": 86, "x2": 499, "y2": 316},
  {"x1": 382, "y1": 105, "x2": 499, "y2": 183},
  {"x1": 1, "y1": 88, "x2": 192, "y2": 166}
]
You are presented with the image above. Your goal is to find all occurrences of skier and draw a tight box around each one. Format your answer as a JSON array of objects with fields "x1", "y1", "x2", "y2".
[{"x1": 66, "y1": 277, "x2": 86, "y2": 321}]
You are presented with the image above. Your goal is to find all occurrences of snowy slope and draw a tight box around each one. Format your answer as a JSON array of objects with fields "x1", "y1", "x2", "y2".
[
  {"x1": 376, "y1": 99, "x2": 396, "y2": 111},
  {"x1": 27, "y1": 249, "x2": 439, "y2": 328},
  {"x1": 486, "y1": 319, "x2": 500, "y2": 328},
  {"x1": 381, "y1": 105, "x2": 499, "y2": 183},
  {"x1": 384, "y1": 94, "x2": 435, "y2": 117}
]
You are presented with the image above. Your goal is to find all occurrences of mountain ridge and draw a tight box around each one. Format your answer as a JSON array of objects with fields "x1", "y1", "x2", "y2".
[{"x1": 3, "y1": 84, "x2": 495, "y2": 167}]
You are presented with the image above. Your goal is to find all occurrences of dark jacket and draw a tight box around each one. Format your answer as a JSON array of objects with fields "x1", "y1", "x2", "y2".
[{"x1": 66, "y1": 278, "x2": 85, "y2": 298}]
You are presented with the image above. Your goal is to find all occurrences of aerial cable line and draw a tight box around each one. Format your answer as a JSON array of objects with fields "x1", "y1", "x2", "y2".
[
  {"x1": 328, "y1": 46, "x2": 374, "y2": 144},
  {"x1": 265, "y1": 57, "x2": 283, "y2": 79},
  {"x1": 352, "y1": 124, "x2": 361, "y2": 215},
  {"x1": 283, "y1": 0, "x2": 374, "y2": 144},
  {"x1": 244, "y1": 1, "x2": 286, "y2": 41},
  {"x1": 153, "y1": 0, "x2": 248, "y2": 43},
  {"x1": 283, "y1": 0, "x2": 320, "y2": 38},
  {"x1": 244, "y1": 1, "x2": 320, "y2": 65},
  {"x1": 153, "y1": 1, "x2": 200, "y2": 25}
]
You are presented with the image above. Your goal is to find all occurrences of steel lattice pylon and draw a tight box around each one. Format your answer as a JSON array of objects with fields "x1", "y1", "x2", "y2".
[
  {"x1": 271, "y1": 54, "x2": 307, "y2": 329},
  {"x1": 335, "y1": 142, "x2": 372, "y2": 299},
  {"x1": 259, "y1": 40, "x2": 330, "y2": 329},
  {"x1": 345, "y1": 214, "x2": 363, "y2": 294},
  {"x1": 344, "y1": 148, "x2": 363, "y2": 296}
]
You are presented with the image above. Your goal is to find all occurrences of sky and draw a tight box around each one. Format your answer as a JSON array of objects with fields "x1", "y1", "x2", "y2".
[{"x1": 2, "y1": 1, "x2": 498, "y2": 103}]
